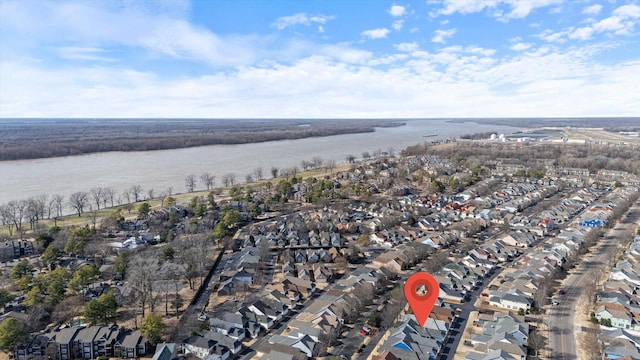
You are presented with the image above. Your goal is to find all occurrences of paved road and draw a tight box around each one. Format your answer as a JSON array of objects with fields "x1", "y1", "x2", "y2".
[
  {"x1": 549, "y1": 199, "x2": 640, "y2": 360},
  {"x1": 437, "y1": 264, "x2": 508, "y2": 360}
]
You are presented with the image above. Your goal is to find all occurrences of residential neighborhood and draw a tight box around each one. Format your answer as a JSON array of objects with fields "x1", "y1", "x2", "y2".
[{"x1": 1, "y1": 139, "x2": 639, "y2": 360}]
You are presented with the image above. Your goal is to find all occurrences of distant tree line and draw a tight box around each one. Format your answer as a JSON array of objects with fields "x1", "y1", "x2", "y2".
[
  {"x1": 0, "y1": 119, "x2": 405, "y2": 160},
  {"x1": 403, "y1": 141, "x2": 640, "y2": 174}
]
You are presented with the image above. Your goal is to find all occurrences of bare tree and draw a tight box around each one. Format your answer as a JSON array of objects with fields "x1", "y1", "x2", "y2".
[
  {"x1": 301, "y1": 160, "x2": 312, "y2": 171},
  {"x1": 270, "y1": 167, "x2": 279, "y2": 179},
  {"x1": 68, "y1": 192, "x2": 88, "y2": 217},
  {"x1": 51, "y1": 194, "x2": 65, "y2": 218},
  {"x1": 387, "y1": 147, "x2": 395, "y2": 157},
  {"x1": 33, "y1": 194, "x2": 47, "y2": 221},
  {"x1": 127, "y1": 254, "x2": 161, "y2": 319},
  {"x1": 185, "y1": 174, "x2": 197, "y2": 192},
  {"x1": 158, "y1": 192, "x2": 168, "y2": 208},
  {"x1": 147, "y1": 188, "x2": 155, "y2": 201},
  {"x1": 222, "y1": 173, "x2": 236, "y2": 187},
  {"x1": 200, "y1": 172, "x2": 215, "y2": 190},
  {"x1": 245, "y1": 174, "x2": 254, "y2": 183},
  {"x1": 253, "y1": 167, "x2": 263, "y2": 181},
  {"x1": 89, "y1": 187, "x2": 104, "y2": 210},
  {"x1": 312, "y1": 156, "x2": 323, "y2": 169},
  {"x1": 166, "y1": 186, "x2": 173, "y2": 196},
  {"x1": 326, "y1": 159, "x2": 337, "y2": 173},
  {"x1": 4, "y1": 200, "x2": 27, "y2": 237},
  {"x1": 87, "y1": 206, "x2": 99, "y2": 230},
  {"x1": 103, "y1": 187, "x2": 116, "y2": 207},
  {"x1": 579, "y1": 330, "x2": 602, "y2": 360},
  {"x1": 362, "y1": 151, "x2": 371, "y2": 160},
  {"x1": 177, "y1": 235, "x2": 209, "y2": 290},
  {"x1": 122, "y1": 189, "x2": 131, "y2": 204},
  {"x1": 346, "y1": 154, "x2": 355, "y2": 163},
  {"x1": 130, "y1": 185, "x2": 143, "y2": 202}
]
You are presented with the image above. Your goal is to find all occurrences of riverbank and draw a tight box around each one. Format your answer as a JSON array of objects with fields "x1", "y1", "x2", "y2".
[
  {"x1": 0, "y1": 163, "x2": 352, "y2": 238},
  {"x1": 0, "y1": 118, "x2": 405, "y2": 161}
]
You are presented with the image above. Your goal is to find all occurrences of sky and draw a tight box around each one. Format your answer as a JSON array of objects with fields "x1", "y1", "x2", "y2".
[{"x1": 1, "y1": 0, "x2": 639, "y2": 118}]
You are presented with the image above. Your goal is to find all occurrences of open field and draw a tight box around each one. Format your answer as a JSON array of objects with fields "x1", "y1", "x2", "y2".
[{"x1": 561, "y1": 127, "x2": 640, "y2": 144}]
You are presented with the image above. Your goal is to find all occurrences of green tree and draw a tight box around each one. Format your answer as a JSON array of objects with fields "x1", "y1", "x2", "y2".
[
  {"x1": 114, "y1": 253, "x2": 129, "y2": 276},
  {"x1": 165, "y1": 196, "x2": 176, "y2": 208},
  {"x1": 229, "y1": 186, "x2": 243, "y2": 201},
  {"x1": 15, "y1": 275, "x2": 32, "y2": 292},
  {"x1": 35, "y1": 233, "x2": 54, "y2": 250},
  {"x1": 212, "y1": 222, "x2": 230, "y2": 241},
  {"x1": 0, "y1": 318, "x2": 29, "y2": 351},
  {"x1": 222, "y1": 209, "x2": 241, "y2": 228},
  {"x1": 195, "y1": 204, "x2": 206, "y2": 217},
  {"x1": 0, "y1": 289, "x2": 15, "y2": 308},
  {"x1": 276, "y1": 179, "x2": 293, "y2": 198},
  {"x1": 430, "y1": 179, "x2": 444, "y2": 193},
  {"x1": 140, "y1": 313, "x2": 167, "y2": 345},
  {"x1": 160, "y1": 247, "x2": 175, "y2": 261},
  {"x1": 42, "y1": 245, "x2": 62, "y2": 269},
  {"x1": 84, "y1": 291, "x2": 118, "y2": 325},
  {"x1": 10, "y1": 259, "x2": 33, "y2": 280},
  {"x1": 207, "y1": 192, "x2": 216, "y2": 208},
  {"x1": 43, "y1": 267, "x2": 71, "y2": 305},
  {"x1": 69, "y1": 265, "x2": 100, "y2": 293},
  {"x1": 23, "y1": 286, "x2": 44, "y2": 307},
  {"x1": 138, "y1": 202, "x2": 151, "y2": 218}
]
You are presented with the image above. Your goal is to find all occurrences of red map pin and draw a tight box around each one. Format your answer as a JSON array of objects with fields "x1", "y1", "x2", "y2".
[{"x1": 404, "y1": 272, "x2": 439, "y2": 328}]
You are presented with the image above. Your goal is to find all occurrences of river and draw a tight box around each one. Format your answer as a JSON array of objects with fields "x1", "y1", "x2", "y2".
[{"x1": 0, "y1": 119, "x2": 520, "y2": 208}]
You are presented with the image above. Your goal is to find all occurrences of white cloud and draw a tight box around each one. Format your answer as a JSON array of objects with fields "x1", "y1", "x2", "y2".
[
  {"x1": 361, "y1": 28, "x2": 390, "y2": 39},
  {"x1": 433, "y1": 0, "x2": 564, "y2": 21},
  {"x1": 56, "y1": 47, "x2": 115, "y2": 62},
  {"x1": 1, "y1": 0, "x2": 638, "y2": 119},
  {"x1": 394, "y1": 42, "x2": 419, "y2": 52},
  {"x1": 271, "y1": 13, "x2": 334, "y2": 30},
  {"x1": 388, "y1": 5, "x2": 406, "y2": 17},
  {"x1": 2, "y1": 45, "x2": 639, "y2": 118},
  {"x1": 432, "y1": 28, "x2": 457, "y2": 43},
  {"x1": 392, "y1": 20, "x2": 404, "y2": 31},
  {"x1": 510, "y1": 42, "x2": 532, "y2": 51},
  {"x1": 0, "y1": 0, "x2": 262, "y2": 67},
  {"x1": 582, "y1": 4, "x2": 603, "y2": 15},
  {"x1": 547, "y1": 4, "x2": 640, "y2": 41}
]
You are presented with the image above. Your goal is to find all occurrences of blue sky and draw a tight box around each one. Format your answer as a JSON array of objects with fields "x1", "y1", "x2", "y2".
[{"x1": 1, "y1": 0, "x2": 639, "y2": 118}]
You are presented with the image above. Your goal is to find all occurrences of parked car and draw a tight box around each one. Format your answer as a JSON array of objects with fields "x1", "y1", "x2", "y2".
[{"x1": 360, "y1": 326, "x2": 371, "y2": 335}]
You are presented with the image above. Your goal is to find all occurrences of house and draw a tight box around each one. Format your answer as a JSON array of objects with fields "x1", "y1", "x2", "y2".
[
  {"x1": 17, "y1": 325, "x2": 146, "y2": 360},
  {"x1": 465, "y1": 349, "x2": 519, "y2": 360},
  {"x1": 268, "y1": 334, "x2": 318, "y2": 358},
  {"x1": 489, "y1": 293, "x2": 532, "y2": 312},
  {"x1": 151, "y1": 343, "x2": 178, "y2": 360},
  {"x1": 311, "y1": 264, "x2": 334, "y2": 283},
  {"x1": 282, "y1": 276, "x2": 316, "y2": 299},
  {"x1": 182, "y1": 334, "x2": 230, "y2": 360},
  {"x1": 595, "y1": 303, "x2": 634, "y2": 329}
]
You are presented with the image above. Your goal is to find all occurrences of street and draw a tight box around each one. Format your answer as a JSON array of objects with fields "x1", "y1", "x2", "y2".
[{"x1": 549, "y1": 200, "x2": 640, "y2": 360}]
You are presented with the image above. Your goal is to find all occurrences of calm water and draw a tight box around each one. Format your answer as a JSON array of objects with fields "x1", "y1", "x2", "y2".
[{"x1": 0, "y1": 119, "x2": 519, "y2": 208}]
